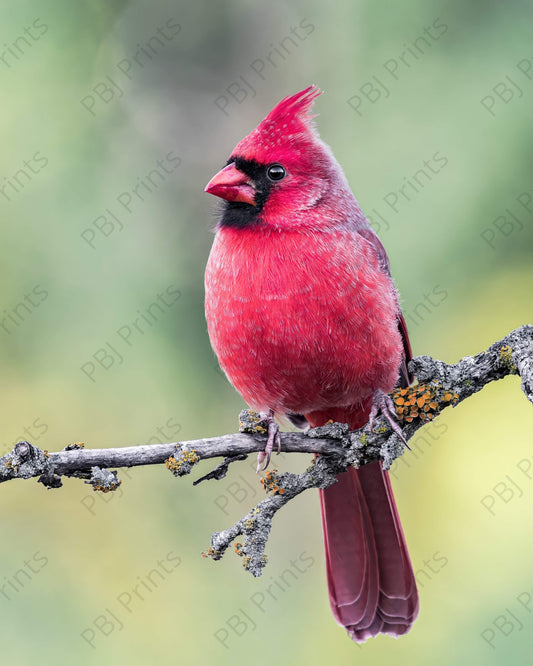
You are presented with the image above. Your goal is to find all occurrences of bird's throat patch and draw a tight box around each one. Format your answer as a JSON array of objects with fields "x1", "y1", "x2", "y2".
[{"x1": 218, "y1": 156, "x2": 273, "y2": 228}]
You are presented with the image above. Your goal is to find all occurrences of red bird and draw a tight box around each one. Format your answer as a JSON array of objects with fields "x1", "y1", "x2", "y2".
[{"x1": 204, "y1": 86, "x2": 419, "y2": 641}]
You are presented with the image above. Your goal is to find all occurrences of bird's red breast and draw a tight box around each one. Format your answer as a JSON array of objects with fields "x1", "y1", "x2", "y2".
[{"x1": 205, "y1": 223, "x2": 402, "y2": 418}]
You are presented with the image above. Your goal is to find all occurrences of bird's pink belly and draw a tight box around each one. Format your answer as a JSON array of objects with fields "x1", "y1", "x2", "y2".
[
  {"x1": 206, "y1": 257, "x2": 402, "y2": 415},
  {"x1": 223, "y1": 315, "x2": 386, "y2": 413}
]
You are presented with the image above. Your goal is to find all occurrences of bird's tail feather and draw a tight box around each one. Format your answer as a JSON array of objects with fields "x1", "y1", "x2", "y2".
[{"x1": 318, "y1": 463, "x2": 419, "y2": 641}]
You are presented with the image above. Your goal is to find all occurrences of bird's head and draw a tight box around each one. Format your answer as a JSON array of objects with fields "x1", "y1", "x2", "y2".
[{"x1": 205, "y1": 86, "x2": 352, "y2": 230}]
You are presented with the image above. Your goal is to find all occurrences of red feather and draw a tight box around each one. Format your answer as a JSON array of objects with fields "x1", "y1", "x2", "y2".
[{"x1": 205, "y1": 86, "x2": 419, "y2": 642}]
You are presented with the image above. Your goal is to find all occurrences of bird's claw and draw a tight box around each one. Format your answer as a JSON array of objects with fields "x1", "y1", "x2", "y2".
[
  {"x1": 368, "y1": 389, "x2": 409, "y2": 447},
  {"x1": 256, "y1": 410, "x2": 281, "y2": 472}
]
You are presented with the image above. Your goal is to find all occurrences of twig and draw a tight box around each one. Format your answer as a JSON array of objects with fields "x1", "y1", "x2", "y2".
[{"x1": 193, "y1": 453, "x2": 248, "y2": 485}]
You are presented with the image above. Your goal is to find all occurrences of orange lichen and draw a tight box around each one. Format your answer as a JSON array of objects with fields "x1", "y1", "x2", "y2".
[
  {"x1": 391, "y1": 382, "x2": 458, "y2": 424},
  {"x1": 239, "y1": 409, "x2": 268, "y2": 434},
  {"x1": 499, "y1": 345, "x2": 517, "y2": 373},
  {"x1": 260, "y1": 469, "x2": 286, "y2": 496},
  {"x1": 94, "y1": 480, "x2": 121, "y2": 493},
  {"x1": 165, "y1": 449, "x2": 200, "y2": 476},
  {"x1": 202, "y1": 546, "x2": 221, "y2": 560}
]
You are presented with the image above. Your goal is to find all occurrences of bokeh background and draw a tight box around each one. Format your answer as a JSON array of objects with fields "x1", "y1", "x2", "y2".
[{"x1": 1, "y1": 0, "x2": 532, "y2": 664}]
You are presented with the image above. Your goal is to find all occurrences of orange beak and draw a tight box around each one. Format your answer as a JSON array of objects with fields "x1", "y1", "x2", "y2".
[{"x1": 204, "y1": 163, "x2": 256, "y2": 205}]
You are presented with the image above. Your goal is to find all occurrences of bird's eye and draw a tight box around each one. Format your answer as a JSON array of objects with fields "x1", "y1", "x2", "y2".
[{"x1": 266, "y1": 164, "x2": 286, "y2": 181}]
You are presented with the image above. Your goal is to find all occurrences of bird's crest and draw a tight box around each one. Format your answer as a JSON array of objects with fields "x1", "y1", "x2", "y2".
[{"x1": 232, "y1": 85, "x2": 322, "y2": 160}]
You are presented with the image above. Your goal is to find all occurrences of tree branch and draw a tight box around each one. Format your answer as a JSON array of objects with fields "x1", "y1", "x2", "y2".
[{"x1": 2, "y1": 325, "x2": 532, "y2": 577}]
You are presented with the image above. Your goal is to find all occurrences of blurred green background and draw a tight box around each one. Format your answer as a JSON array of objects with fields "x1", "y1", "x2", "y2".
[{"x1": 1, "y1": 0, "x2": 532, "y2": 664}]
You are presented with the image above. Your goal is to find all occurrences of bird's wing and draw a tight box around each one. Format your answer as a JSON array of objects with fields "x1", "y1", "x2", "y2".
[
  {"x1": 286, "y1": 222, "x2": 413, "y2": 429},
  {"x1": 356, "y1": 226, "x2": 413, "y2": 387}
]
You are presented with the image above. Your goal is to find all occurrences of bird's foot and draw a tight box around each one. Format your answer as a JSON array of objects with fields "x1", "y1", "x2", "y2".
[
  {"x1": 256, "y1": 409, "x2": 281, "y2": 472},
  {"x1": 368, "y1": 389, "x2": 409, "y2": 447}
]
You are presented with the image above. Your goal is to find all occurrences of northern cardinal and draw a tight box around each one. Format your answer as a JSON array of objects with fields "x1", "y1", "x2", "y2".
[{"x1": 204, "y1": 86, "x2": 419, "y2": 641}]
